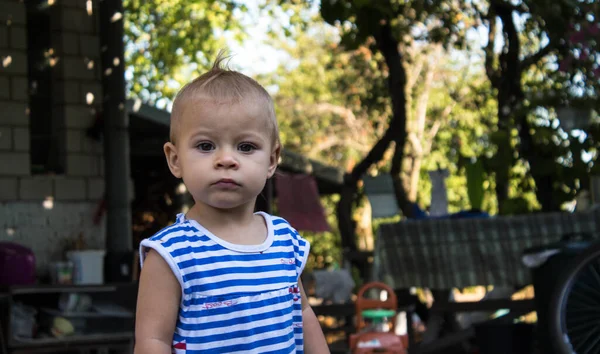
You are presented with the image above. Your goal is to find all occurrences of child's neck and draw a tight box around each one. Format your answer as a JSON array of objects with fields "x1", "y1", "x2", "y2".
[
  {"x1": 186, "y1": 201, "x2": 267, "y2": 245},
  {"x1": 189, "y1": 201, "x2": 255, "y2": 225}
]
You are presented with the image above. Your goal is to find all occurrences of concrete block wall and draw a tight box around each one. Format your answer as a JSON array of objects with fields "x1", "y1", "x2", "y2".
[
  {"x1": 0, "y1": 201, "x2": 106, "y2": 275},
  {"x1": 0, "y1": 0, "x2": 30, "y2": 179},
  {"x1": 0, "y1": 0, "x2": 111, "y2": 275}
]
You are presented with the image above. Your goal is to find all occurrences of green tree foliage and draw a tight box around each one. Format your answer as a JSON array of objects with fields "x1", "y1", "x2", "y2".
[
  {"x1": 263, "y1": 2, "x2": 501, "y2": 265},
  {"x1": 122, "y1": 0, "x2": 599, "y2": 267},
  {"x1": 260, "y1": 16, "x2": 391, "y2": 269},
  {"x1": 317, "y1": 0, "x2": 478, "y2": 252},
  {"x1": 479, "y1": 0, "x2": 600, "y2": 212},
  {"x1": 534, "y1": 0, "x2": 599, "y2": 109},
  {"x1": 123, "y1": 0, "x2": 247, "y2": 104},
  {"x1": 260, "y1": 24, "x2": 390, "y2": 169},
  {"x1": 416, "y1": 57, "x2": 498, "y2": 214}
]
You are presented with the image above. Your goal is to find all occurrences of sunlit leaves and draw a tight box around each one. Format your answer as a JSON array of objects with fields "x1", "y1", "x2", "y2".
[{"x1": 123, "y1": 0, "x2": 247, "y2": 105}]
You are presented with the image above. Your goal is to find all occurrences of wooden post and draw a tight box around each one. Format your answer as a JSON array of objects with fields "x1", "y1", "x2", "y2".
[
  {"x1": 99, "y1": 0, "x2": 132, "y2": 252},
  {"x1": 255, "y1": 178, "x2": 273, "y2": 214},
  {"x1": 265, "y1": 177, "x2": 273, "y2": 214}
]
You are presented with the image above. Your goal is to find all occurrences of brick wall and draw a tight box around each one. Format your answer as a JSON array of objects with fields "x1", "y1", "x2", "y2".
[{"x1": 0, "y1": 0, "x2": 113, "y2": 275}]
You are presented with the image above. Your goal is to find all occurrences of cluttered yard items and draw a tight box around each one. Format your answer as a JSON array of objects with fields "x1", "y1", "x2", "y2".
[
  {"x1": 350, "y1": 282, "x2": 409, "y2": 354},
  {"x1": 372, "y1": 207, "x2": 600, "y2": 353}
]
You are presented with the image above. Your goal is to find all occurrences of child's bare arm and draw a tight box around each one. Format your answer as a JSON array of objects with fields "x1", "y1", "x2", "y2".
[
  {"x1": 134, "y1": 250, "x2": 181, "y2": 354},
  {"x1": 299, "y1": 280, "x2": 330, "y2": 354}
]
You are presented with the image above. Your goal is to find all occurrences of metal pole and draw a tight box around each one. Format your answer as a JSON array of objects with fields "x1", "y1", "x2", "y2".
[{"x1": 99, "y1": 0, "x2": 131, "y2": 252}]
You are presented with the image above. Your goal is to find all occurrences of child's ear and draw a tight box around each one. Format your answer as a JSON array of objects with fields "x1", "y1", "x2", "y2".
[
  {"x1": 164, "y1": 142, "x2": 182, "y2": 178},
  {"x1": 267, "y1": 143, "x2": 281, "y2": 178}
]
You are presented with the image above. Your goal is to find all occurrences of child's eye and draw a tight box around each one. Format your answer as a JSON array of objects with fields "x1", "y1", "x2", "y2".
[
  {"x1": 238, "y1": 143, "x2": 256, "y2": 152},
  {"x1": 197, "y1": 142, "x2": 214, "y2": 151}
]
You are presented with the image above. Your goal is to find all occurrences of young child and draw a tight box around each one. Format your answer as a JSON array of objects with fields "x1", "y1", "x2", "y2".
[{"x1": 134, "y1": 54, "x2": 330, "y2": 354}]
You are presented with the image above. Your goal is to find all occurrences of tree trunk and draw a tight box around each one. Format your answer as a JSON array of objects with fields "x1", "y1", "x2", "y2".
[
  {"x1": 494, "y1": 3, "x2": 559, "y2": 212},
  {"x1": 407, "y1": 63, "x2": 435, "y2": 201},
  {"x1": 336, "y1": 125, "x2": 397, "y2": 252},
  {"x1": 408, "y1": 150, "x2": 423, "y2": 201},
  {"x1": 485, "y1": 5, "x2": 510, "y2": 213},
  {"x1": 336, "y1": 23, "x2": 413, "y2": 253},
  {"x1": 377, "y1": 24, "x2": 414, "y2": 218}
]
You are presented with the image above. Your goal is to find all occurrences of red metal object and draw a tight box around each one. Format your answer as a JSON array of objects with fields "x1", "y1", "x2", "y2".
[{"x1": 350, "y1": 282, "x2": 408, "y2": 354}]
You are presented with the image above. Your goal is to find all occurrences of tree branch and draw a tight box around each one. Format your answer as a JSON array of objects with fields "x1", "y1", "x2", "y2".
[
  {"x1": 349, "y1": 125, "x2": 396, "y2": 181},
  {"x1": 376, "y1": 23, "x2": 413, "y2": 217},
  {"x1": 312, "y1": 102, "x2": 364, "y2": 138},
  {"x1": 377, "y1": 24, "x2": 408, "y2": 130},
  {"x1": 521, "y1": 42, "x2": 556, "y2": 69},
  {"x1": 496, "y1": 4, "x2": 520, "y2": 73},
  {"x1": 390, "y1": 138, "x2": 413, "y2": 216},
  {"x1": 307, "y1": 135, "x2": 370, "y2": 156},
  {"x1": 407, "y1": 132, "x2": 423, "y2": 156},
  {"x1": 491, "y1": 0, "x2": 528, "y2": 14},
  {"x1": 344, "y1": 22, "x2": 410, "y2": 184},
  {"x1": 425, "y1": 120, "x2": 443, "y2": 154},
  {"x1": 337, "y1": 125, "x2": 395, "y2": 252},
  {"x1": 484, "y1": 9, "x2": 499, "y2": 87}
]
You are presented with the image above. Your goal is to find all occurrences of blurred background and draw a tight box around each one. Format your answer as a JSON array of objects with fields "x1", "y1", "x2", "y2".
[{"x1": 0, "y1": 0, "x2": 599, "y2": 353}]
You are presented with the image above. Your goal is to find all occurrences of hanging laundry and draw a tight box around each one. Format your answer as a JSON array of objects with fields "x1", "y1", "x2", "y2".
[
  {"x1": 275, "y1": 173, "x2": 330, "y2": 232},
  {"x1": 363, "y1": 174, "x2": 399, "y2": 219},
  {"x1": 466, "y1": 158, "x2": 485, "y2": 211},
  {"x1": 429, "y1": 169, "x2": 449, "y2": 216}
]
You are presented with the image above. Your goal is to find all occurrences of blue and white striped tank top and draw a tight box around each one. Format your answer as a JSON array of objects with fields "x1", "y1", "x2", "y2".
[{"x1": 139, "y1": 212, "x2": 310, "y2": 353}]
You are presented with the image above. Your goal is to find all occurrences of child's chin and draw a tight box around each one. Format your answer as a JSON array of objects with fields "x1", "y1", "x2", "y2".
[{"x1": 209, "y1": 199, "x2": 245, "y2": 210}]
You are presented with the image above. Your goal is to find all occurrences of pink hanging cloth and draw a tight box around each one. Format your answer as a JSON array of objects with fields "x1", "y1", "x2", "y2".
[{"x1": 275, "y1": 173, "x2": 330, "y2": 233}]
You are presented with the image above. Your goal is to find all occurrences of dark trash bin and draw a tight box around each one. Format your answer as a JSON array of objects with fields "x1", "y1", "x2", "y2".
[{"x1": 523, "y1": 233, "x2": 593, "y2": 354}]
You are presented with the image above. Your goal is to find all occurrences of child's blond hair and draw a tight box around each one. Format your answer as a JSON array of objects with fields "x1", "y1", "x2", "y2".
[{"x1": 169, "y1": 52, "x2": 279, "y2": 147}]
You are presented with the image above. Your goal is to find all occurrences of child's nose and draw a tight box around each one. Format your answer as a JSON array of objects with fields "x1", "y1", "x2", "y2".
[{"x1": 214, "y1": 150, "x2": 239, "y2": 169}]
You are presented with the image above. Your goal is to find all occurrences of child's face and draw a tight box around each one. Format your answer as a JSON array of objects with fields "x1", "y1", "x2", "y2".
[{"x1": 164, "y1": 98, "x2": 279, "y2": 211}]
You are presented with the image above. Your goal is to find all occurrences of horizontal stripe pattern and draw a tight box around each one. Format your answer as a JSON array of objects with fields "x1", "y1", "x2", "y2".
[{"x1": 140, "y1": 212, "x2": 309, "y2": 353}]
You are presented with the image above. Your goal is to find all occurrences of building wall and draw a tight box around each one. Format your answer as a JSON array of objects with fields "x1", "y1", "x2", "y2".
[{"x1": 0, "y1": 0, "x2": 109, "y2": 275}]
